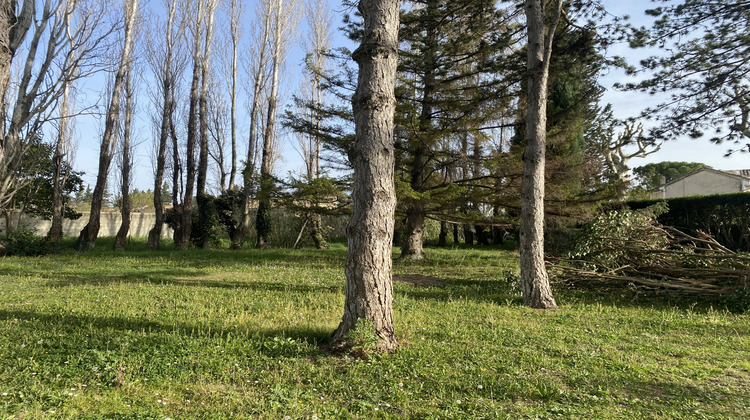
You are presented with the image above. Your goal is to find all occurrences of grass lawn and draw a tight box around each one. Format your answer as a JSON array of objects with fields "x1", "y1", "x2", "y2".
[{"x1": 0, "y1": 239, "x2": 748, "y2": 419}]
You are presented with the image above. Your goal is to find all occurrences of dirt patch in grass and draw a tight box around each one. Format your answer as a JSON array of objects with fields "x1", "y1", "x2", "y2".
[{"x1": 394, "y1": 274, "x2": 443, "y2": 287}]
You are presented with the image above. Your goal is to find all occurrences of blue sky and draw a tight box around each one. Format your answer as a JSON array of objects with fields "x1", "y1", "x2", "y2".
[{"x1": 71, "y1": 0, "x2": 748, "y2": 194}]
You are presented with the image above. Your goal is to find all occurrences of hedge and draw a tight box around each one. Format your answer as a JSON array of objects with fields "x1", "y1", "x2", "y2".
[{"x1": 626, "y1": 193, "x2": 750, "y2": 252}]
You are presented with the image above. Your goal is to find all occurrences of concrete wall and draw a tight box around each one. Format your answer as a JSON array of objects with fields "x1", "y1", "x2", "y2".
[
  {"x1": 664, "y1": 171, "x2": 746, "y2": 198},
  {"x1": 2, "y1": 211, "x2": 173, "y2": 238}
]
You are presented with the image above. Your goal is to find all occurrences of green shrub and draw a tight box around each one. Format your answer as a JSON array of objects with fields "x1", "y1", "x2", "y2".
[
  {"x1": 569, "y1": 202, "x2": 669, "y2": 269},
  {"x1": 627, "y1": 193, "x2": 750, "y2": 251},
  {"x1": 724, "y1": 286, "x2": 750, "y2": 314},
  {"x1": 2, "y1": 228, "x2": 51, "y2": 256}
]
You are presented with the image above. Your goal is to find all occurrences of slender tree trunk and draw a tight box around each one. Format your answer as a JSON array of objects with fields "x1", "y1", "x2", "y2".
[
  {"x1": 48, "y1": 79, "x2": 72, "y2": 244},
  {"x1": 176, "y1": 0, "x2": 205, "y2": 250},
  {"x1": 195, "y1": 0, "x2": 217, "y2": 249},
  {"x1": 256, "y1": 0, "x2": 284, "y2": 249},
  {"x1": 452, "y1": 223, "x2": 459, "y2": 245},
  {"x1": 238, "y1": 0, "x2": 273, "y2": 249},
  {"x1": 170, "y1": 91, "x2": 181, "y2": 244},
  {"x1": 519, "y1": 0, "x2": 560, "y2": 309},
  {"x1": 256, "y1": 0, "x2": 298, "y2": 248},
  {"x1": 438, "y1": 221, "x2": 447, "y2": 247},
  {"x1": 148, "y1": 0, "x2": 177, "y2": 250},
  {"x1": 115, "y1": 68, "x2": 134, "y2": 251},
  {"x1": 492, "y1": 205, "x2": 503, "y2": 244},
  {"x1": 77, "y1": 0, "x2": 138, "y2": 251},
  {"x1": 330, "y1": 0, "x2": 400, "y2": 353},
  {"x1": 228, "y1": 0, "x2": 239, "y2": 190}
]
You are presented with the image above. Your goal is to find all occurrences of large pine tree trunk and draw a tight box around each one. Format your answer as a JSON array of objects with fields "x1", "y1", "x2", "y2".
[
  {"x1": 438, "y1": 221, "x2": 447, "y2": 247},
  {"x1": 402, "y1": 205, "x2": 425, "y2": 258},
  {"x1": 330, "y1": 0, "x2": 400, "y2": 353},
  {"x1": 309, "y1": 212, "x2": 327, "y2": 249},
  {"x1": 519, "y1": 0, "x2": 560, "y2": 309},
  {"x1": 400, "y1": 20, "x2": 437, "y2": 261}
]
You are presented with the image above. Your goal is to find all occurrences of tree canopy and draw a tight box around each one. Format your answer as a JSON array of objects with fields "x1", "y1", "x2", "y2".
[
  {"x1": 627, "y1": 0, "x2": 750, "y2": 154},
  {"x1": 632, "y1": 161, "x2": 712, "y2": 191}
]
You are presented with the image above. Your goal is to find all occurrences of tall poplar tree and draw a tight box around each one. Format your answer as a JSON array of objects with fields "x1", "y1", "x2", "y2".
[{"x1": 78, "y1": 0, "x2": 139, "y2": 251}]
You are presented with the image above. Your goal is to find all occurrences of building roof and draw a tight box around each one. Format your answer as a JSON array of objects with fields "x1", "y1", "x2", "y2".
[{"x1": 722, "y1": 169, "x2": 750, "y2": 179}]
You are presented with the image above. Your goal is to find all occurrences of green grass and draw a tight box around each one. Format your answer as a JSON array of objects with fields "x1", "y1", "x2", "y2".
[{"x1": 1, "y1": 239, "x2": 748, "y2": 419}]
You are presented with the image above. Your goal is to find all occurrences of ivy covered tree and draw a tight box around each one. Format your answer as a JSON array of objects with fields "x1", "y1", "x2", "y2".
[{"x1": 627, "y1": 0, "x2": 750, "y2": 154}]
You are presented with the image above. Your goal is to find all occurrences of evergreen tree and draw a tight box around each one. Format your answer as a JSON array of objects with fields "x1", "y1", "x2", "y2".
[
  {"x1": 627, "y1": 0, "x2": 750, "y2": 153},
  {"x1": 395, "y1": 0, "x2": 518, "y2": 259}
]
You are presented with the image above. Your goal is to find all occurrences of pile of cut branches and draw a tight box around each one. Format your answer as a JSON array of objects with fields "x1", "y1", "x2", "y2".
[{"x1": 549, "y1": 203, "x2": 750, "y2": 296}]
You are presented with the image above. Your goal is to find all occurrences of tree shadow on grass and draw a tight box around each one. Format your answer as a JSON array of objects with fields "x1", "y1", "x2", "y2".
[
  {"x1": 0, "y1": 308, "x2": 335, "y2": 359},
  {"x1": 580, "y1": 375, "x2": 750, "y2": 412},
  {"x1": 42, "y1": 271, "x2": 344, "y2": 295}
]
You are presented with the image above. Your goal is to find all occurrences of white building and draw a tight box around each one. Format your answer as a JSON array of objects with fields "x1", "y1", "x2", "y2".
[{"x1": 654, "y1": 168, "x2": 750, "y2": 199}]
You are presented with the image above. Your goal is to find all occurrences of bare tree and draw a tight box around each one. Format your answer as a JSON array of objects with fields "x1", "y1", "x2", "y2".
[
  {"x1": 255, "y1": 0, "x2": 299, "y2": 248},
  {"x1": 175, "y1": 0, "x2": 205, "y2": 250},
  {"x1": 603, "y1": 121, "x2": 661, "y2": 183},
  {"x1": 196, "y1": 0, "x2": 217, "y2": 197},
  {"x1": 194, "y1": 0, "x2": 219, "y2": 248},
  {"x1": 330, "y1": 0, "x2": 400, "y2": 352},
  {"x1": 236, "y1": 0, "x2": 273, "y2": 249},
  {"x1": 1, "y1": 0, "x2": 111, "y2": 218},
  {"x1": 519, "y1": 0, "x2": 561, "y2": 309},
  {"x1": 48, "y1": 3, "x2": 79, "y2": 244},
  {"x1": 146, "y1": 0, "x2": 182, "y2": 249},
  {"x1": 297, "y1": 0, "x2": 331, "y2": 249},
  {"x1": 226, "y1": 0, "x2": 240, "y2": 190},
  {"x1": 206, "y1": 74, "x2": 229, "y2": 191},
  {"x1": 77, "y1": 0, "x2": 138, "y2": 250},
  {"x1": 114, "y1": 56, "x2": 136, "y2": 251}
]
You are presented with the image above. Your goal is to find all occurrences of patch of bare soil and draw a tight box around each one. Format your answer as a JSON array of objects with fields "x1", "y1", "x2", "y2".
[{"x1": 393, "y1": 274, "x2": 442, "y2": 287}]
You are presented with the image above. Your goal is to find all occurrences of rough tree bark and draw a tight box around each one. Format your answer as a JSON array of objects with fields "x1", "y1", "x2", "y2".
[
  {"x1": 78, "y1": 0, "x2": 138, "y2": 251},
  {"x1": 330, "y1": 0, "x2": 400, "y2": 353},
  {"x1": 519, "y1": 0, "x2": 561, "y2": 309}
]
